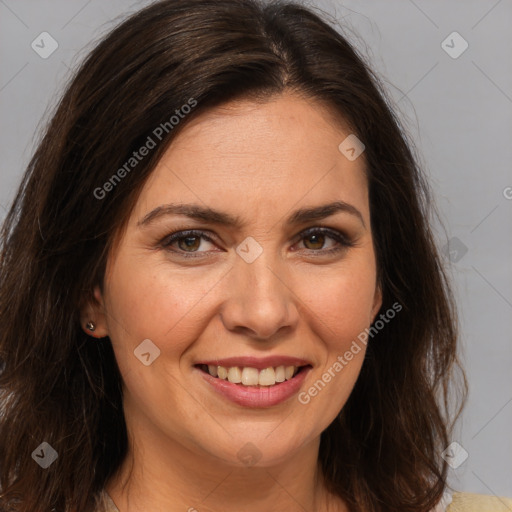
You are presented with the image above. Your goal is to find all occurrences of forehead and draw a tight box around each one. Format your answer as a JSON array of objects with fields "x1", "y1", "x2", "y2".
[{"x1": 132, "y1": 93, "x2": 369, "y2": 224}]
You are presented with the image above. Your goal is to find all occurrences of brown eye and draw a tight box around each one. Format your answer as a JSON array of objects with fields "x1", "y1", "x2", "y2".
[
  {"x1": 296, "y1": 227, "x2": 354, "y2": 255},
  {"x1": 162, "y1": 230, "x2": 217, "y2": 257},
  {"x1": 161, "y1": 227, "x2": 354, "y2": 260},
  {"x1": 303, "y1": 232, "x2": 327, "y2": 250},
  {"x1": 177, "y1": 236, "x2": 201, "y2": 252}
]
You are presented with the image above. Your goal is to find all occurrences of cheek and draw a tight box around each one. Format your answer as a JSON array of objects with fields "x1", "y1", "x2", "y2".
[
  {"x1": 289, "y1": 260, "x2": 378, "y2": 434},
  {"x1": 298, "y1": 259, "x2": 378, "y2": 350},
  {"x1": 102, "y1": 255, "x2": 215, "y2": 417},
  {"x1": 104, "y1": 253, "x2": 226, "y2": 352},
  {"x1": 105, "y1": 244, "x2": 378, "y2": 359}
]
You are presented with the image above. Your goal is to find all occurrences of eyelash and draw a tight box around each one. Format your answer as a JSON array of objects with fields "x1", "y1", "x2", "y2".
[{"x1": 160, "y1": 227, "x2": 354, "y2": 259}]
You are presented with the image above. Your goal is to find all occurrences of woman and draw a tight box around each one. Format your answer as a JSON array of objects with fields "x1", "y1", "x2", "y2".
[{"x1": 0, "y1": 1, "x2": 510, "y2": 511}]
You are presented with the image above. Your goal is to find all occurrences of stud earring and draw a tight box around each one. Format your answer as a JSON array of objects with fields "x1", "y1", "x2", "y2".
[{"x1": 85, "y1": 321, "x2": 96, "y2": 332}]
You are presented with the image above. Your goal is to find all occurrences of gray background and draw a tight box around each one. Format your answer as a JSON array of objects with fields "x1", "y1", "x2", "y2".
[{"x1": 1, "y1": 0, "x2": 511, "y2": 499}]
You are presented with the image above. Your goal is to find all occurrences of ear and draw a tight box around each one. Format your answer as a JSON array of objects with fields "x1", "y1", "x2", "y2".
[
  {"x1": 370, "y1": 283, "x2": 383, "y2": 324},
  {"x1": 79, "y1": 285, "x2": 109, "y2": 338}
]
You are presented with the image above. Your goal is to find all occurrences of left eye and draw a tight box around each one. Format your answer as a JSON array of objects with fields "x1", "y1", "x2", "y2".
[
  {"x1": 294, "y1": 227, "x2": 354, "y2": 255},
  {"x1": 300, "y1": 230, "x2": 339, "y2": 251},
  {"x1": 161, "y1": 228, "x2": 353, "y2": 257}
]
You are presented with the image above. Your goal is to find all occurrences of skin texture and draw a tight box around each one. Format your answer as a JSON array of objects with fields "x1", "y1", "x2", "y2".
[{"x1": 82, "y1": 92, "x2": 382, "y2": 512}]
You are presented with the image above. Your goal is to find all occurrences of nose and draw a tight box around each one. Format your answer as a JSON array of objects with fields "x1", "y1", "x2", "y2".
[{"x1": 219, "y1": 249, "x2": 300, "y2": 341}]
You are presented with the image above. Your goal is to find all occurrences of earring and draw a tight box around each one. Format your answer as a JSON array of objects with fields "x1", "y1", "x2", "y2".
[{"x1": 85, "y1": 321, "x2": 96, "y2": 332}]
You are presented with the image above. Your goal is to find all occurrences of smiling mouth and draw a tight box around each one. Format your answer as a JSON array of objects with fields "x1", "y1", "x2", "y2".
[{"x1": 195, "y1": 364, "x2": 311, "y2": 387}]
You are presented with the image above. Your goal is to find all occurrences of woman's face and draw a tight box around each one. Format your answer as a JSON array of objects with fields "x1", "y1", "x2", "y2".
[{"x1": 87, "y1": 93, "x2": 381, "y2": 468}]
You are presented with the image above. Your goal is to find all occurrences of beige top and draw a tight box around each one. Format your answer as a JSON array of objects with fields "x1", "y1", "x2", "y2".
[{"x1": 95, "y1": 490, "x2": 512, "y2": 511}]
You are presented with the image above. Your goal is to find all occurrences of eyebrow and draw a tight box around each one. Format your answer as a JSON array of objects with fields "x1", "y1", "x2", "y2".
[{"x1": 138, "y1": 200, "x2": 366, "y2": 229}]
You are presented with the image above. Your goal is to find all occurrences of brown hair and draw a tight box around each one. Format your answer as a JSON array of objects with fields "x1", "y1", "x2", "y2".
[{"x1": 0, "y1": 1, "x2": 466, "y2": 511}]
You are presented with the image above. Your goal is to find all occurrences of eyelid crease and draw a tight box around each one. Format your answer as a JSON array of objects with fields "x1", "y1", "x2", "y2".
[{"x1": 158, "y1": 225, "x2": 357, "y2": 257}]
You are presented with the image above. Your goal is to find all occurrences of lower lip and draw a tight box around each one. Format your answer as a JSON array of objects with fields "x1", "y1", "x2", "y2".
[{"x1": 195, "y1": 366, "x2": 312, "y2": 408}]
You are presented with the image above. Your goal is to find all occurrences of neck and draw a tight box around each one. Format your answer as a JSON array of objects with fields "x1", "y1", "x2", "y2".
[{"x1": 105, "y1": 422, "x2": 346, "y2": 512}]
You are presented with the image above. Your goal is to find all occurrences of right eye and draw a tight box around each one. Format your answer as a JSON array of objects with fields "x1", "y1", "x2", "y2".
[{"x1": 161, "y1": 230, "x2": 219, "y2": 258}]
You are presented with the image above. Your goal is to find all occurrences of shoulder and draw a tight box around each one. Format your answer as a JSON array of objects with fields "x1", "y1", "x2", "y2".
[
  {"x1": 447, "y1": 491, "x2": 512, "y2": 512},
  {"x1": 94, "y1": 489, "x2": 512, "y2": 512},
  {"x1": 94, "y1": 490, "x2": 119, "y2": 512}
]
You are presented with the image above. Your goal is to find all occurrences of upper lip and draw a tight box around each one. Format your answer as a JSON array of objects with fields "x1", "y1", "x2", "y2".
[{"x1": 195, "y1": 355, "x2": 312, "y2": 370}]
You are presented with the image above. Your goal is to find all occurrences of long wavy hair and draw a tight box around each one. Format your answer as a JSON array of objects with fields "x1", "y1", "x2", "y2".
[{"x1": 0, "y1": 1, "x2": 467, "y2": 511}]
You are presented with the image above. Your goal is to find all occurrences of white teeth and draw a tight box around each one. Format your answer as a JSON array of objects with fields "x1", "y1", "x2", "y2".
[
  {"x1": 217, "y1": 366, "x2": 228, "y2": 380},
  {"x1": 205, "y1": 364, "x2": 302, "y2": 386},
  {"x1": 241, "y1": 367, "x2": 259, "y2": 386},
  {"x1": 258, "y1": 367, "x2": 275, "y2": 386},
  {"x1": 227, "y1": 366, "x2": 242, "y2": 383},
  {"x1": 275, "y1": 365, "x2": 285, "y2": 382}
]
